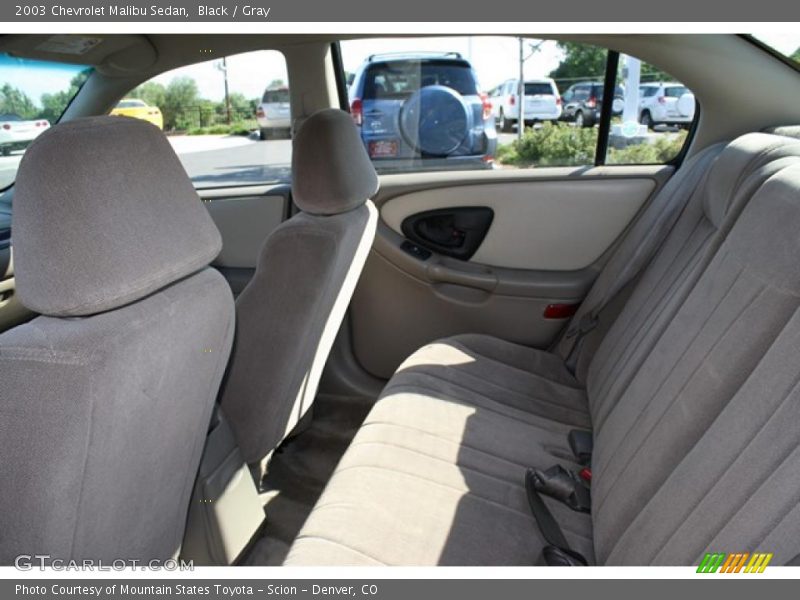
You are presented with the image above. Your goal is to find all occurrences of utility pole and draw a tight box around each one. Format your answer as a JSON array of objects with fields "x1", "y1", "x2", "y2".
[
  {"x1": 518, "y1": 37, "x2": 524, "y2": 142},
  {"x1": 216, "y1": 57, "x2": 232, "y2": 125},
  {"x1": 517, "y1": 38, "x2": 544, "y2": 142}
]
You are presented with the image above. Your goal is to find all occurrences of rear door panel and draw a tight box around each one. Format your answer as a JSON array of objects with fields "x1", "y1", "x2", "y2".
[
  {"x1": 350, "y1": 166, "x2": 672, "y2": 379},
  {"x1": 200, "y1": 184, "x2": 290, "y2": 295}
]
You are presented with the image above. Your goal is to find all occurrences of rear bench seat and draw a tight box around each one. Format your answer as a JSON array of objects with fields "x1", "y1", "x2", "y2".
[{"x1": 284, "y1": 132, "x2": 800, "y2": 566}]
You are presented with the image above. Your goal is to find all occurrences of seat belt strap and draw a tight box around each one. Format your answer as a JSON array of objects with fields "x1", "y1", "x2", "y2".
[
  {"x1": 560, "y1": 143, "x2": 725, "y2": 374},
  {"x1": 525, "y1": 469, "x2": 588, "y2": 566}
]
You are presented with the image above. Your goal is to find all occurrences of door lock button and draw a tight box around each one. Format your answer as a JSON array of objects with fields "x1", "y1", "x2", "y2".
[{"x1": 401, "y1": 240, "x2": 432, "y2": 261}]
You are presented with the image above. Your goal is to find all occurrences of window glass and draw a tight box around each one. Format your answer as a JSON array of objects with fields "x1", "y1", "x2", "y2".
[
  {"x1": 605, "y1": 55, "x2": 693, "y2": 165},
  {"x1": 524, "y1": 82, "x2": 554, "y2": 95},
  {"x1": 340, "y1": 37, "x2": 694, "y2": 173},
  {"x1": 119, "y1": 49, "x2": 290, "y2": 189},
  {"x1": 750, "y1": 34, "x2": 800, "y2": 65},
  {"x1": 0, "y1": 53, "x2": 91, "y2": 190}
]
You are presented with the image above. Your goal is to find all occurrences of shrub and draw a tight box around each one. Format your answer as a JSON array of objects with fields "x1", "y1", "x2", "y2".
[
  {"x1": 496, "y1": 122, "x2": 597, "y2": 167},
  {"x1": 496, "y1": 122, "x2": 688, "y2": 167},
  {"x1": 608, "y1": 130, "x2": 688, "y2": 164},
  {"x1": 186, "y1": 122, "x2": 255, "y2": 136}
]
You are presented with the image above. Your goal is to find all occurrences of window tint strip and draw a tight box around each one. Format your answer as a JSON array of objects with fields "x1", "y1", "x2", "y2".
[
  {"x1": 595, "y1": 50, "x2": 619, "y2": 166},
  {"x1": 331, "y1": 42, "x2": 349, "y2": 111}
]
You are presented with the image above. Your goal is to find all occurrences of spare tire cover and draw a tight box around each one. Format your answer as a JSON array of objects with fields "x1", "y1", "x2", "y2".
[
  {"x1": 400, "y1": 85, "x2": 471, "y2": 156},
  {"x1": 677, "y1": 93, "x2": 695, "y2": 118}
]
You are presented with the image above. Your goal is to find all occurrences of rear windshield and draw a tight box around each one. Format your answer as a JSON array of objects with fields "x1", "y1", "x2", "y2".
[
  {"x1": 664, "y1": 86, "x2": 689, "y2": 98},
  {"x1": 363, "y1": 60, "x2": 478, "y2": 99},
  {"x1": 524, "y1": 82, "x2": 554, "y2": 95},
  {"x1": 117, "y1": 99, "x2": 146, "y2": 108},
  {"x1": 0, "y1": 114, "x2": 23, "y2": 121},
  {"x1": 262, "y1": 89, "x2": 289, "y2": 103}
]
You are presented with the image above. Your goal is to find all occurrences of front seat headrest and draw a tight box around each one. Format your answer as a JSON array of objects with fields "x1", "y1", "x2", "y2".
[
  {"x1": 292, "y1": 108, "x2": 379, "y2": 216},
  {"x1": 13, "y1": 115, "x2": 222, "y2": 317}
]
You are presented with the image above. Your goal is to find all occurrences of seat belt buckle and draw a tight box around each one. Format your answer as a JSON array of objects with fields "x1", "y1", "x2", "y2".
[
  {"x1": 542, "y1": 545, "x2": 588, "y2": 566},
  {"x1": 531, "y1": 465, "x2": 591, "y2": 513},
  {"x1": 568, "y1": 429, "x2": 593, "y2": 465}
]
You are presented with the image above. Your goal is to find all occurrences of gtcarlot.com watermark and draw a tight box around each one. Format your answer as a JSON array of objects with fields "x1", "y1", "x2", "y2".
[{"x1": 14, "y1": 554, "x2": 194, "y2": 571}]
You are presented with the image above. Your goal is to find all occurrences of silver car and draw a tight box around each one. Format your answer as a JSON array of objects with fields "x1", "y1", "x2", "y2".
[{"x1": 255, "y1": 87, "x2": 291, "y2": 140}]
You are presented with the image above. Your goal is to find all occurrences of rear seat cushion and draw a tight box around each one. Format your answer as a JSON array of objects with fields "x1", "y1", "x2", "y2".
[
  {"x1": 284, "y1": 365, "x2": 594, "y2": 565},
  {"x1": 386, "y1": 334, "x2": 590, "y2": 428}
]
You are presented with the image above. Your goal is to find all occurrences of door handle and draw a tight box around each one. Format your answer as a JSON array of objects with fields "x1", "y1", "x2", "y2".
[{"x1": 402, "y1": 207, "x2": 493, "y2": 261}]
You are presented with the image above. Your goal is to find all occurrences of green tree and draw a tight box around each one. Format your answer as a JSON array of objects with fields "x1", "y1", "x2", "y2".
[
  {"x1": 549, "y1": 42, "x2": 607, "y2": 91},
  {"x1": 38, "y1": 69, "x2": 91, "y2": 123},
  {"x1": 549, "y1": 42, "x2": 671, "y2": 91},
  {"x1": 791, "y1": 47, "x2": 800, "y2": 63},
  {"x1": 158, "y1": 76, "x2": 201, "y2": 131},
  {"x1": 129, "y1": 81, "x2": 166, "y2": 109},
  {"x1": 0, "y1": 84, "x2": 37, "y2": 119}
]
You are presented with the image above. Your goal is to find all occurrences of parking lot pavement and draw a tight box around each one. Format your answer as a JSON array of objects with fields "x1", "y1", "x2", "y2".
[
  {"x1": 167, "y1": 133, "x2": 258, "y2": 155},
  {"x1": 176, "y1": 136, "x2": 292, "y2": 188},
  {"x1": 0, "y1": 135, "x2": 292, "y2": 191}
]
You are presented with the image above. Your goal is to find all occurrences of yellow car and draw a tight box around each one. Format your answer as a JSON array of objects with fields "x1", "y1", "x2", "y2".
[{"x1": 110, "y1": 99, "x2": 164, "y2": 129}]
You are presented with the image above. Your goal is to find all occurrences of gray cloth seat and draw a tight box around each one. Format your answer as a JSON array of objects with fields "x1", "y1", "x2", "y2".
[
  {"x1": 284, "y1": 131, "x2": 800, "y2": 565},
  {"x1": 0, "y1": 116, "x2": 234, "y2": 563},
  {"x1": 220, "y1": 109, "x2": 379, "y2": 468}
]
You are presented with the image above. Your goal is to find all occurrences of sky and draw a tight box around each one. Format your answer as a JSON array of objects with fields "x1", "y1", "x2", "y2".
[
  {"x1": 146, "y1": 37, "x2": 566, "y2": 102},
  {"x1": 3, "y1": 34, "x2": 798, "y2": 107}
]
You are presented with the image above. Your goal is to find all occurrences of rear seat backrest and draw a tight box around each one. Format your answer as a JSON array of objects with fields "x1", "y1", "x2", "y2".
[
  {"x1": 592, "y1": 161, "x2": 800, "y2": 565},
  {"x1": 583, "y1": 134, "x2": 800, "y2": 430}
]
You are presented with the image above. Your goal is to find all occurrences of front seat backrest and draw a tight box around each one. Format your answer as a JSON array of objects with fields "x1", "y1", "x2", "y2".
[
  {"x1": 220, "y1": 108, "x2": 379, "y2": 466},
  {"x1": 0, "y1": 116, "x2": 235, "y2": 563}
]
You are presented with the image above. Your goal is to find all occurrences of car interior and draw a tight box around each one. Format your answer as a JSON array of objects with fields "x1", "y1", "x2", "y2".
[{"x1": 1, "y1": 33, "x2": 800, "y2": 567}]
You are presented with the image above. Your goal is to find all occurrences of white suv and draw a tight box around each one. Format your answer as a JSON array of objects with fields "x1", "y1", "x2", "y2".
[
  {"x1": 490, "y1": 78, "x2": 561, "y2": 132},
  {"x1": 638, "y1": 82, "x2": 695, "y2": 130},
  {"x1": 255, "y1": 86, "x2": 291, "y2": 140}
]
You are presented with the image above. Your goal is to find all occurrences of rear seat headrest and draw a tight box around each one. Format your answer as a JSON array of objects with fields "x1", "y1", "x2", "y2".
[
  {"x1": 13, "y1": 115, "x2": 222, "y2": 317},
  {"x1": 703, "y1": 132, "x2": 800, "y2": 229},
  {"x1": 292, "y1": 108, "x2": 379, "y2": 216}
]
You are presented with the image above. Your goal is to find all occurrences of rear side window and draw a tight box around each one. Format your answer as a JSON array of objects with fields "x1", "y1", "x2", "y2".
[
  {"x1": 750, "y1": 34, "x2": 800, "y2": 66},
  {"x1": 340, "y1": 37, "x2": 695, "y2": 174},
  {"x1": 120, "y1": 49, "x2": 291, "y2": 189},
  {"x1": 605, "y1": 57, "x2": 695, "y2": 165}
]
